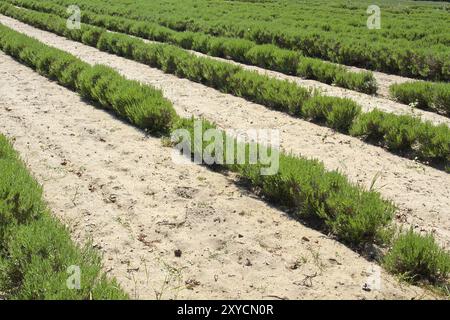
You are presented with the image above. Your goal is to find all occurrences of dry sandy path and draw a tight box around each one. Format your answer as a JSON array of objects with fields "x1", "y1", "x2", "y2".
[
  {"x1": 1, "y1": 16, "x2": 449, "y2": 248},
  {"x1": 346, "y1": 66, "x2": 417, "y2": 98},
  {"x1": 1, "y1": 52, "x2": 432, "y2": 299}
]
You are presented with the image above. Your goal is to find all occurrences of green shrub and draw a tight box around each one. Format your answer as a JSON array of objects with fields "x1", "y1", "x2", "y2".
[
  {"x1": 0, "y1": 24, "x2": 177, "y2": 135},
  {"x1": 302, "y1": 95, "x2": 361, "y2": 132},
  {"x1": 217, "y1": 38, "x2": 254, "y2": 63},
  {"x1": 416, "y1": 123, "x2": 450, "y2": 163},
  {"x1": 81, "y1": 27, "x2": 105, "y2": 47},
  {"x1": 0, "y1": 138, "x2": 43, "y2": 248},
  {"x1": 48, "y1": 55, "x2": 83, "y2": 82},
  {"x1": 297, "y1": 58, "x2": 339, "y2": 84},
  {"x1": 380, "y1": 115, "x2": 420, "y2": 152},
  {"x1": 58, "y1": 60, "x2": 89, "y2": 89},
  {"x1": 351, "y1": 110, "x2": 450, "y2": 165},
  {"x1": 0, "y1": 135, "x2": 127, "y2": 299},
  {"x1": 350, "y1": 109, "x2": 387, "y2": 142},
  {"x1": 190, "y1": 33, "x2": 210, "y2": 53},
  {"x1": 245, "y1": 44, "x2": 300, "y2": 75},
  {"x1": 297, "y1": 58, "x2": 378, "y2": 94},
  {"x1": 0, "y1": 215, "x2": 125, "y2": 299},
  {"x1": 189, "y1": 54, "x2": 241, "y2": 90},
  {"x1": 170, "y1": 31, "x2": 197, "y2": 50},
  {"x1": 390, "y1": 81, "x2": 450, "y2": 116},
  {"x1": 385, "y1": 230, "x2": 450, "y2": 284},
  {"x1": 244, "y1": 153, "x2": 394, "y2": 246},
  {"x1": 76, "y1": 65, "x2": 177, "y2": 133},
  {"x1": 334, "y1": 70, "x2": 378, "y2": 95},
  {"x1": 229, "y1": 71, "x2": 310, "y2": 115}
]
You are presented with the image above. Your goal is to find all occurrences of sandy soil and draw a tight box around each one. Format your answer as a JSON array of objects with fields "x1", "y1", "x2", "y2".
[
  {"x1": 345, "y1": 66, "x2": 417, "y2": 98},
  {"x1": 1, "y1": 16, "x2": 448, "y2": 248},
  {"x1": 1, "y1": 52, "x2": 433, "y2": 299}
]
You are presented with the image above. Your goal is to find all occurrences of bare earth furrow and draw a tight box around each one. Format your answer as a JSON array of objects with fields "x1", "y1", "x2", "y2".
[{"x1": 346, "y1": 66, "x2": 418, "y2": 98}]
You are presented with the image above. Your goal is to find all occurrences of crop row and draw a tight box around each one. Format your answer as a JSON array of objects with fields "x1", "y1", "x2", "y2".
[
  {"x1": 390, "y1": 81, "x2": 450, "y2": 117},
  {"x1": 25, "y1": 0, "x2": 450, "y2": 81},
  {"x1": 1, "y1": 3, "x2": 448, "y2": 170},
  {"x1": 0, "y1": 134, "x2": 127, "y2": 299},
  {"x1": 1, "y1": 23, "x2": 448, "y2": 288},
  {"x1": 55, "y1": 0, "x2": 450, "y2": 48},
  {"x1": 2, "y1": 0, "x2": 378, "y2": 94}
]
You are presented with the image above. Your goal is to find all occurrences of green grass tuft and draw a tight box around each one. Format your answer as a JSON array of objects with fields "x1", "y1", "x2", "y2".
[
  {"x1": 390, "y1": 81, "x2": 450, "y2": 117},
  {"x1": 0, "y1": 135, "x2": 127, "y2": 299},
  {"x1": 385, "y1": 230, "x2": 450, "y2": 284}
]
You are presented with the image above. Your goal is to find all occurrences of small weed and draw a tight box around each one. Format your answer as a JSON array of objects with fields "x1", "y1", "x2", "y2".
[{"x1": 384, "y1": 230, "x2": 450, "y2": 285}]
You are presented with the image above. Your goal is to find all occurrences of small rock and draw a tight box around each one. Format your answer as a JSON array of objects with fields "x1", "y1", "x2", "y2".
[
  {"x1": 362, "y1": 283, "x2": 371, "y2": 292},
  {"x1": 174, "y1": 249, "x2": 182, "y2": 258},
  {"x1": 328, "y1": 258, "x2": 341, "y2": 265}
]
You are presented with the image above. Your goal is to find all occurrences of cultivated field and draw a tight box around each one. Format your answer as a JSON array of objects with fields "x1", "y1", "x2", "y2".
[{"x1": 0, "y1": 0, "x2": 449, "y2": 300}]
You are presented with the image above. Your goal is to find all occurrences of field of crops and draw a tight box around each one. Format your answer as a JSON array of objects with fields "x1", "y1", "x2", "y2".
[
  {"x1": 0, "y1": 0, "x2": 449, "y2": 301},
  {"x1": 19, "y1": 0, "x2": 450, "y2": 80}
]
